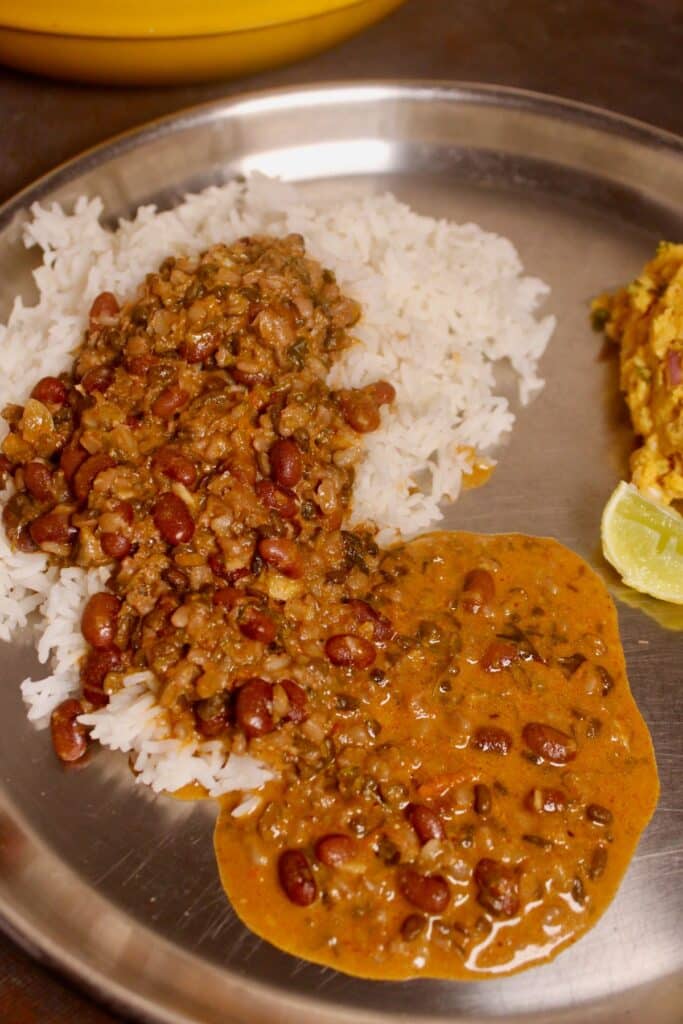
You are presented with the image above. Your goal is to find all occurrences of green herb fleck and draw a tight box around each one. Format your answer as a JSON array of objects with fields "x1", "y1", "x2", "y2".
[{"x1": 287, "y1": 337, "x2": 308, "y2": 370}]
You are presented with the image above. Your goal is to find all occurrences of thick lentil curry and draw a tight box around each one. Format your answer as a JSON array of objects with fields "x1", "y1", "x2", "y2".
[
  {"x1": 0, "y1": 234, "x2": 658, "y2": 979},
  {"x1": 216, "y1": 532, "x2": 658, "y2": 978}
]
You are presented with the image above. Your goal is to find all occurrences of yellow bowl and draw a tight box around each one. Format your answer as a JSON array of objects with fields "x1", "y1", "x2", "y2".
[{"x1": 0, "y1": 0, "x2": 405, "y2": 85}]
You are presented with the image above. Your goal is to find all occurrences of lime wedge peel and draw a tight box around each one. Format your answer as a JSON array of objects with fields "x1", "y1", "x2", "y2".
[{"x1": 601, "y1": 481, "x2": 683, "y2": 605}]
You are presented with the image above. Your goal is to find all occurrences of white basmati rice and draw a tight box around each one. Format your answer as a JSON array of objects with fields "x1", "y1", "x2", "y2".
[
  {"x1": 78, "y1": 672, "x2": 273, "y2": 796},
  {"x1": 0, "y1": 176, "x2": 555, "y2": 797}
]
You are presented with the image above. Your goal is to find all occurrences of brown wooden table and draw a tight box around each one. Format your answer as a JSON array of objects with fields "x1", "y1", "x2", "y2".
[{"x1": 0, "y1": 0, "x2": 681, "y2": 1019}]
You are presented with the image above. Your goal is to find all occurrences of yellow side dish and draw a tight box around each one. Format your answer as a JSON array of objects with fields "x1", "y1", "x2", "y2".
[
  {"x1": 0, "y1": 0, "x2": 405, "y2": 85},
  {"x1": 592, "y1": 242, "x2": 683, "y2": 504}
]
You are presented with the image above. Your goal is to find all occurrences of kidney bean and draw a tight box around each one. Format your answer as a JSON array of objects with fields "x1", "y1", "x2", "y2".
[
  {"x1": 208, "y1": 554, "x2": 250, "y2": 584},
  {"x1": 50, "y1": 699, "x2": 88, "y2": 763},
  {"x1": 29, "y1": 511, "x2": 76, "y2": 548},
  {"x1": 480, "y1": 640, "x2": 518, "y2": 672},
  {"x1": 346, "y1": 598, "x2": 374, "y2": 623},
  {"x1": 462, "y1": 568, "x2": 495, "y2": 613},
  {"x1": 474, "y1": 858, "x2": 520, "y2": 917},
  {"x1": 127, "y1": 355, "x2": 156, "y2": 377},
  {"x1": 80, "y1": 646, "x2": 121, "y2": 707},
  {"x1": 153, "y1": 492, "x2": 195, "y2": 545},
  {"x1": 325, "y1": 633, "x2": 376, "y2": 669},
  {"x1": 89, "y1": 291, "x2": 119, "y2": 325},
  {"x1": 315, "y1": 833, "x2": 356, "y2": 867},
  {"x1": 162, "y1": 566, "x2": 188, "y2": 592},
  {"x1": 31, "y1": 376, "x2": 68, "y2": 406},
  {"x1": 208, "y1": 553, "x2": 228, "y2": 579},
  {"x1": 406, "y1": 803, "x2": 445, "y2": 843},
  {"x1": 195, "y1": 695, "x2": 228, "y2": 738},
  {"x1": 258, "y1": 537, "x2": 303, "y2": 578},
  {"x1": 365, "y1": 380, "x2": 396, "y2": 406},
  {"x1": 81, "y1": 592, "x2": 121, "y2": 649},
  {"x1": 474, "y1": 783, "x2": 492, "y2": 816},
  {"x1": 269, "y1": 439, "x2": 303, "y2": 488},
  {"x1": 339, "y1": 390, "x2": 381, "y2": 433},
  {"x1": 73, "y1": 453, "x2": 115, "y2": 504},
  {"x1": 152, "y1": 447, "x2": 198, "y2": 489},
  {"x1": 152, "y1": 385, "x2": 190, "y2": 419},
  {"x1": 81, "y1": 645, "x2": 121, "y2": 689},
  {"x1": 586, "y1": 803, "x2": 613, "y2": 826},
  {"x1": 471, "y1": 726, "x2": 513, "y2": 755},
  {"x1": 346, "y1": 598, "x2": 394, "y2": 645},
  {"x1": 212, "y1": 587, "x2": 243, "y2": 611},
  {"x1": 100, "y1": 532, "x2": 132, "y2": 560},
  {"x1": 398, "y1": 868, "x2": 450, "y2": 914},
  {"x1": 239, "y1": 607, "x2": 276, "y2": 644},
  {"x1": 523, "y1": 722, "x2": 577, "y2": 765},
  {"x1": 196, "y1": 714, "x2": 227, "y2": 739},
  {"x1": 255, "y1": 479, "x2": 298, "y2": 519},
  {"x1": 234, "y1": 678, "x2": 274, "y2": 739},
  {"x1": 24, "y1": 462, "x2": 53, "y2": 502},
  {"x1": 279, "y1": 679, "x2": 308, "y2": 724},
  {"x1": 60, "y1": 439, "x2": 88, "y2": 483},
  {"x1": 81, "y1": 366, "x2": 114, "y2": 395},
  {"x1": 278, "y1": 849, "x2": 317, "y2": 906},
  {"x1": 525, "y1": 788, "x2": 567, "y2": 813},
  {"x1": 181, "y1": 332, "x2": 218, "y2": 364},
  {"x1": 401, "y1": 913, "x2": 427, "y2": 941}
]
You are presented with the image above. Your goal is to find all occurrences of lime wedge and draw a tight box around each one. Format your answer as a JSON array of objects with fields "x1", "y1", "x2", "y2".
[{"x1": 601, "y1": 481, "x2": 683, "y2": 604}]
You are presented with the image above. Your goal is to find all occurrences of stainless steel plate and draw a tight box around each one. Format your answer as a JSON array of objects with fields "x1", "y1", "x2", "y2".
[{"x1": 0, "y1": 82, "x2": 681, "y2": 1024}]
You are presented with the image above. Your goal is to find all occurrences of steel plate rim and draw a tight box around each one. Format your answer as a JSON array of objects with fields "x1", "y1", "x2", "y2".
[
  {"x1": 0, "y1": 79, "x2": 680, "y2": 1024},
  {"x1": 0, "y1": 79, "x2": 682, "y2": 232}
]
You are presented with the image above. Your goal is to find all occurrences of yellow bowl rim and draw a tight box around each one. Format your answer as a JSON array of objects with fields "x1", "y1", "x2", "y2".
[{"x1": 0, "y1": 0, "x2": 384, "y2": 39}]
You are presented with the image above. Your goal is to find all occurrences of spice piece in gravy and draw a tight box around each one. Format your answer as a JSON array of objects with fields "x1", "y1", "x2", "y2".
[{"x1": 215, "y1": 532, "x2": 658, "y2": 980}]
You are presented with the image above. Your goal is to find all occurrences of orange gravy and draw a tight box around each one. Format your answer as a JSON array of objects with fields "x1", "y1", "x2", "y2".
[{"x1": 214, "y1": 532, "x2": 658, "y2": 979}]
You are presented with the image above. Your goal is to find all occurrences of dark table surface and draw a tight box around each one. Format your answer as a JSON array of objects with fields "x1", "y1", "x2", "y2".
[{"x1": 0, "y1": 0, "x2": 682, "y2": 1020}]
